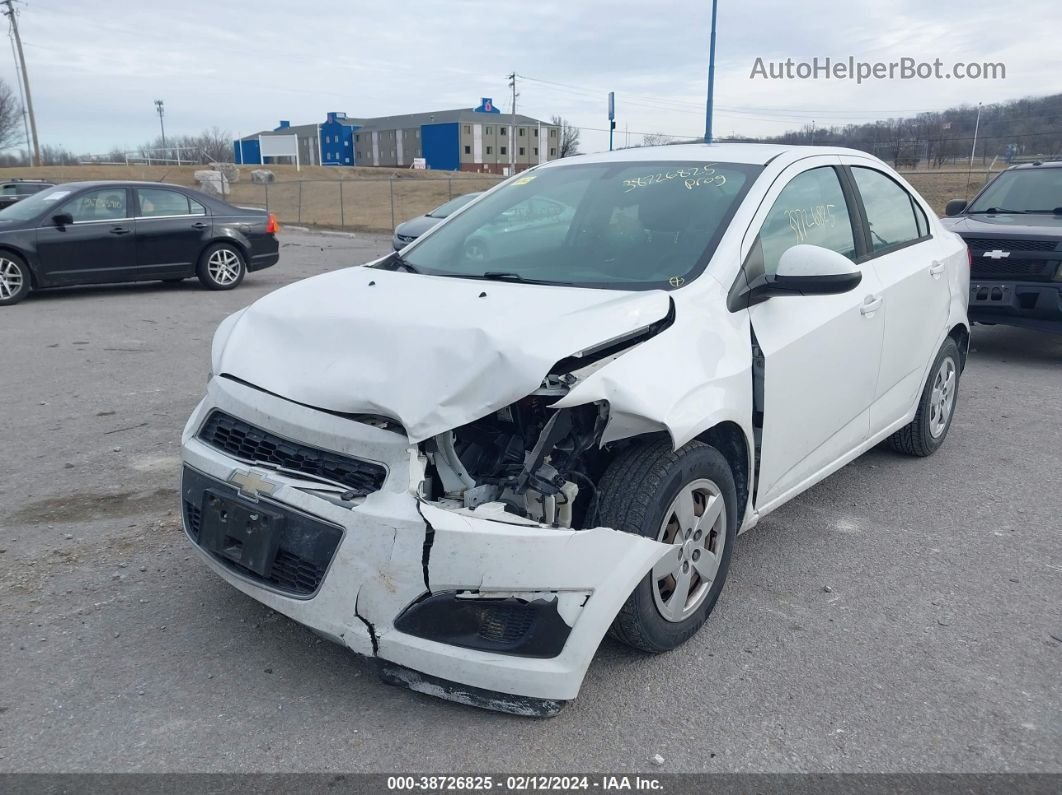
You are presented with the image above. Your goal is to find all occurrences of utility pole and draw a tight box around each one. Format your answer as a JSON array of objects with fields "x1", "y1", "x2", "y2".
[
  {"x1": 507, "y1": 72, "x2": 516, "y2": 175},
  {"x1": 608, "y1": 91, "x2": 615, "y2": 152},
  {"x1": 704, "y1": 0, "x2": 719, "y2": 143},
  {"x1": 155, "y1": 99, "x2": 166, "y2": 146},
  {"x1": 3, "y1": 0, "x2": 40, "y2": 167},
  {"x1": 969, "y1": 102, "x2": 982, "y2": 168}
]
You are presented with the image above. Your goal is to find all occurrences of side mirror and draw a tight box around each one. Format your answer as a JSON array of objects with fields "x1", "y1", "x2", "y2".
[
  {"x1": 944, "y1": 199, "x2": 967, "y2": 217},
  {"x1": 734, "y1": 245, "x2": 862, "y2": 309},
  {"x1": 52, "y1": 212, "x2": 73, "y2": 227}
]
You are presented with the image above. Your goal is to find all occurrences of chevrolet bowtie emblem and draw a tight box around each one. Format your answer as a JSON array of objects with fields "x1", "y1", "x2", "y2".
[
  {"x1": 229, "y1": 470, "x2": 277, "y2": 500},
  {"x1": 983, "y1": 250, "x2": 1011, "y2": 260}
]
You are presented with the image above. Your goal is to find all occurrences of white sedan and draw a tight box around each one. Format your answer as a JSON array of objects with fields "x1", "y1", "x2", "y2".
[{"x1": 181, "y1": 144, "x2": 969, "y2": 715}]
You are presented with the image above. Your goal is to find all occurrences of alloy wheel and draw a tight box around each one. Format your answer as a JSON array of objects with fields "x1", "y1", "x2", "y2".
[
  {"x1": 652, "y1": 478, "x2": 727, "y2": 623},
  {"x1": 929, "y1": 357, "x2": 957, "y2": 439},
  {"x1": 207, "y1": 249, "x2": 242, "y2": 286},
  {"x1": 0, "y1": 257, "x2": 24, "y2": 300}
]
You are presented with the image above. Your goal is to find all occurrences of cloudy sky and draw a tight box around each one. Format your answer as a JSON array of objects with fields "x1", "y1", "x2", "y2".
[{"x1": 5, "y1": 0, "x2": 1061, "y2": 156}]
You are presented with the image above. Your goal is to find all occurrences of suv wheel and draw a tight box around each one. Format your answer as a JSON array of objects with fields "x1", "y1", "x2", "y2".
[
  {"x1": 0, "y1": 253, "x2": 31, "y2": 306},
  {"x1": 597, "y1": 439, "x2": 737, "y2": 653}
]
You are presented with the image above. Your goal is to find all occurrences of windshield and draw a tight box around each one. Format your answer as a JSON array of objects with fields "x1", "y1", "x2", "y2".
[
  {"x1": 397, "y1": 160, "x2": 759, "y2": 289},
  {"x1": 968, "y1": 167, "x2": 1062, "y2": 213},
  {"x1": 426, "y1": 192, "x2": 480, "y2": 218},
  {"x1": 0, "y1": 184, "x2": 73, "y2": 221}
]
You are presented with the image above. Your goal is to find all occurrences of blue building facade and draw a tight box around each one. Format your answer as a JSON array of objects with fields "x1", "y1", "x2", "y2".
[{"x1": 319, "y1": 112, "x2": 359, "y2": 166}]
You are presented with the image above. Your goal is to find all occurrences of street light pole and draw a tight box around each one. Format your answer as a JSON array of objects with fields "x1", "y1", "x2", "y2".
[
  {"x1": 969, "y1": 102, "x2": 982, "y2": 168},
  {"x1": 155, "y1": 99, "x2": 166, "y2": 147},
  {"x1": 704, "y1": 0, "x2": 719, "y2": 143}
]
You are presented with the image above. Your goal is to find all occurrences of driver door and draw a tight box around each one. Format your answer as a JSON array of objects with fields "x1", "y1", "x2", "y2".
[{"x1": 742, "y1": 159, "x2": 885, "y2": 511}]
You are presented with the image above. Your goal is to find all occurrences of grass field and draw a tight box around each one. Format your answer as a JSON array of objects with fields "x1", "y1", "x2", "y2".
[{"x1": 0, "y1": 162, "x2": 1000, "y2": 231}]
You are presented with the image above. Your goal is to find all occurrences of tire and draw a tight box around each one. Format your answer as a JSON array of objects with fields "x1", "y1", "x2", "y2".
[
  {"x1": 0, "y1": 252, "x2": 31, "y2": 306},
  {"x1": 597, "y1": 439, "x2": 738, "y2": 653},
  {"x1": 886, "y1": 338, "x2": 961, "y2": 457},
  {"x1": 197, "y1": 243, "x2": 246, "y2": 291}
]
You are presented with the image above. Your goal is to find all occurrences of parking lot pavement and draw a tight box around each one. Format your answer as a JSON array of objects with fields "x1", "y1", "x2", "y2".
[{"x1": 1, "y1": 229, "x2": 1060, "y2": 773}]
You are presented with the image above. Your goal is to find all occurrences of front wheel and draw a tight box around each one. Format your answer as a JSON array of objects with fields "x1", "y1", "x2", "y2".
[
  {"x1": 197, "y1": 243, "x2": 246, "y2": 291},
  {"x1": 886, "y1": 337, "x2": 961, "y2": 457},
  {"x1": 0, "y1": 253, "x2": 31, "y2": 306},
  {"x1": 597, "y1": 440, "x2": 738, "y2": 653}
]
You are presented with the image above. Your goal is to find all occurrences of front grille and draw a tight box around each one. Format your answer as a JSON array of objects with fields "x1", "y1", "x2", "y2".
[
  {"x1": 478, "y1": 604, "x2": 537, "y2": 644},
  {"x1": 182, "y1": 467, "x2": 343, "y2": 597},
  {"x1": 971, "y1": 259, "x2": 1055, "y2": 279},
  {"x1": 198, "y1": 411, "x2": 385, "y2": 496},
  {"x1": 965, "y1": 237, "x2": 1058, "y2": 252},
  {"x1": 396, "y1": 233, "x2": 416, "y2": 243}
]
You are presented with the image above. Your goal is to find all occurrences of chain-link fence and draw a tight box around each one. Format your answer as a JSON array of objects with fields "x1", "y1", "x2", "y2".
[{"x1": 228, "y1": 176, "x2": 504, "y2": 232}]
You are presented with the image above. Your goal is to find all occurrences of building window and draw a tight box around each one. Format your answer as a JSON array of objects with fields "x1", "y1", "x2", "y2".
[
  {"x1": 415, "y1": 129, "x2": 420, "y2": 138},
  {"x1": 519, "y1": 147, "x2": 525, "y2": 156},
  {"x1": 485, "y1": 126, "x2": 492, "y2": 134},
  {"x1": 534, "y1": 129, "x2": 539, "y2": 137},
  {"x1": 463, "y1": 125, "x2": 471, "y2": 133},
  {"x1": 500, "y1": 127, "x2": 507, "y2": 135},
  {"x1": 500, "y1": 146, "x2": 507, "y2": 156},
  {"x1": 550, "y1": 148, "x2": 556, "y2": 156},
  {"x1": 519, "y1": 128, "x2": 525, "y2": 136},
  {"x1": 534, "y1": 147, "x2": 538, "y2": 156},
  {"x1": 486, "y1": 146, "x2": 492, "y2": 155},
  {"x1": 345, "y1": 140, "x2": 350, "y2": 146},
  {"x1": 550, "y1": 129, "x2": 557, "y2": 138},
  {"x1": 464, "y1": 145, "x2": 471, "y2": 155}
]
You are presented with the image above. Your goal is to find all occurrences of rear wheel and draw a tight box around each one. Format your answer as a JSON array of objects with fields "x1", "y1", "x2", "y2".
[
  {"x1": 597, "y1": 440, "x2": 737, "y2": 653},
  {"x1": 197, "y1": 243, "x2": 246, "y2": 290},
  {"x1": 0, "y1": 253, "x2": 30, "y2": 306},
  {"x1": 886, "y1": 338, "x2": 961, "y2": 457}
]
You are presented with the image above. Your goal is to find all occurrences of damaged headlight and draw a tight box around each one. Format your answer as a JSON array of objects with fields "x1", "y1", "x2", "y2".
[{"x1": 422, "y1": 399, "x2": 608, "y2": 529}]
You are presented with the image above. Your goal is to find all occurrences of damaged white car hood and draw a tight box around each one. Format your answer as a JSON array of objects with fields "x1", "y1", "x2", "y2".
[{"x1": 215, "y1": 267, "x2": 671, "y2": 442}]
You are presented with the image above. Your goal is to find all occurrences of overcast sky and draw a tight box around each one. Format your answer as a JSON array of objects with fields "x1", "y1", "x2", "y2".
[{"x1": 5, "y1": 0, "x2": 1061, "y2": 156}]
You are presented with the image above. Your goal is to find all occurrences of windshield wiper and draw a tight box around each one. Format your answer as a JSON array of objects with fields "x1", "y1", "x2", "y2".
[
  {"x1": 373, "y1": 250, "x2": 419, "y2": 273},
  {"x1": 444, "y1": 271, "x2": 574, "y2": 286},
  {"x1": 967, "y1": 207, "x2": 1027, "y2": 214}
]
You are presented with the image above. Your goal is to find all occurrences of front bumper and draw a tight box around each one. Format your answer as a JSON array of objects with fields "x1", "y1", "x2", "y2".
[
  {"x1": 969, "y1": 280, "x2": 1062, "y2": 332},
  {"x1": 181, "y1": 377, "x2": 669, "y2": 712}
]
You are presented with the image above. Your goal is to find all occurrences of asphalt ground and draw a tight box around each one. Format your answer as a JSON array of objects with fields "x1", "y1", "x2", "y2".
[{"x1": 1, "y1": 229, "x2": 1060, "y2": 773}]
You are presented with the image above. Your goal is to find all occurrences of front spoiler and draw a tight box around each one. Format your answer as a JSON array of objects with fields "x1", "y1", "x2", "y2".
[{"x1": 181, "y1": 376, "x2": 671, "y2": 710}]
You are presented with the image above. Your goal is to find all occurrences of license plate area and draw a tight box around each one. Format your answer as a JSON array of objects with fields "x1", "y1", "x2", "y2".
[{"x1": 199, "y1": 490, "x2": 284, "y2": 577}]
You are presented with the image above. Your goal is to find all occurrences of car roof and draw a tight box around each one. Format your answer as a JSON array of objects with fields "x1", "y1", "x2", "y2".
[
  {"x1": 1007, "y1": 160, "x2": 1062, "y2": 170},
  {"x1": 43, "y1": 180, "x2": 198, "y2": 189},
  {"x1": 540, "y1": 142, "x2": 877, "y2": 168}
]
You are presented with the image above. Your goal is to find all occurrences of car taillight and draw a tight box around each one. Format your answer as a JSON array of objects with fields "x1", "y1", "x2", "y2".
[{"x1": 266, "y1": 213, "x2": 279, "y2": 234}]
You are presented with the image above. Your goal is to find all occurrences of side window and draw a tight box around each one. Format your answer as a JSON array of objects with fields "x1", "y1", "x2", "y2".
[
  {"x1": 60, "y1": 188, "x2": 127, "y2": 222},
  {"x1": 851, "y1": 167, "x2": 923, "y2": 253},
  {"x1": 749, "y1": 167, "x2": 855, "y2": 277},
  {"x1": 137, "y1": 189, "x2": 193, "y2": 217}
]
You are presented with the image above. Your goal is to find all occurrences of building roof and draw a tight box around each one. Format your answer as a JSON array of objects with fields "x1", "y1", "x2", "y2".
[{"x1": 355, "y1": 107, "x2": 554, "y2": 131}]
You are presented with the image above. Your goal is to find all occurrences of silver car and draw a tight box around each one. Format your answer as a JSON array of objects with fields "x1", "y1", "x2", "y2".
[{"x1": 392, "y1": 192, "x2": 481, "y2": 250}]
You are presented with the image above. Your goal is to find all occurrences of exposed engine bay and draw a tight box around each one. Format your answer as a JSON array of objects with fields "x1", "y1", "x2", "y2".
[{"x1": 422, "y1": 383, "x2": 609, "y2": 529}]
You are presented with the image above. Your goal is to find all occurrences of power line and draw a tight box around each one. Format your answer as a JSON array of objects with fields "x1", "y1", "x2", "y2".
[{"x1": 2, "y1": 0, "x2": 40, "y2": 166}]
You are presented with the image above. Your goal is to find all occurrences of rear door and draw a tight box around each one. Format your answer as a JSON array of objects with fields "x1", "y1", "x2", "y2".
[
  {"x1": 742, "y1": 158, "x2": 886, "y2": 510},
  {"x1": 845, "y1": 164, "x2": 952, "y2": 432},
  {"x1": 133, "y1": 187, "x2": 211, "y2": 278},
  {"x1": 35, "y1": 186, "x2": 136, "y2": 285}
]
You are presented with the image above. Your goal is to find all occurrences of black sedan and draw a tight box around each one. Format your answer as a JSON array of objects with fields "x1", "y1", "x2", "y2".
[{"x1": 0, "y1": 181, "x2": 280, "y2": 306}]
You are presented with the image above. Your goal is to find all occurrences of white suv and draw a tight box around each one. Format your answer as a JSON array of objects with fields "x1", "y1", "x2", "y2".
[{"x1": 181, "y1": 144, "x2": 969, "y2": 715}]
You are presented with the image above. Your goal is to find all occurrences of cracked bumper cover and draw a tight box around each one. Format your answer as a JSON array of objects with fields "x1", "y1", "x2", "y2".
[{"x1": 180, "y1": 377, "x2": 670, "y2": 707}]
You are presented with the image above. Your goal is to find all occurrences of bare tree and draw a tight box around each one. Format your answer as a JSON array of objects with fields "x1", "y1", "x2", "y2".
[
  {"x1": 641, "y1": 132, "x2": 675, "y2": 147},
  {"x1": 0, "y1": 79, "x2": 26, "y2": 153},
  {"x1": 550, "y1": 115, "x2": 580, "y2": 157}
]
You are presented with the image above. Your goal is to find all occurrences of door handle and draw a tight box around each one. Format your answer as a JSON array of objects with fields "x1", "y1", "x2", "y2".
[
  {"x1": 192, "y1": 222, "x2": 208, "y2": 230},
  {"x1": 109, "y1": 226, "x2": 131, "y2": 235},
  {"x1": 860, "y1": 295, "x2": 884, "y2": 315},
  {"x1": 929, "y1": 261, "x2": 945, "y2": 277}
]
